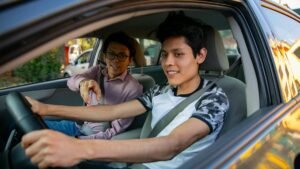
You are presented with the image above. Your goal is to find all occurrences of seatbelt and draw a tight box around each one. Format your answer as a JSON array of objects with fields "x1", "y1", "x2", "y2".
[
  {"x1": 140, "y1": 78, "x2": 219, "y2": 138},
  {"x1": 99, "y1": 70, "x2": 105, "y2": 97},
  {"x1": 225, "y1": 56, "x2": 241, "y2": 74}
]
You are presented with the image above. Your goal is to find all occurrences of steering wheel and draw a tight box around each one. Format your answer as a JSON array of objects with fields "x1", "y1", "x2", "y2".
[
  {"x1": 4, "y1": 92, "x2": 82, "y2": 169},
  {"x1": 4, "y1": 92, "x2": 81, "y2": 169},
  {"x1": 6, "y1": 92, "x2": 47, "y2": 134},
  {"x1": 4, "y1": 92, "x2": 47, "y2": 169}
]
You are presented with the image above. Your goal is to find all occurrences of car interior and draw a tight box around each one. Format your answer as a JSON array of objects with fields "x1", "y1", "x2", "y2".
[
  {"x1": 87, "y1": 10, "x2": 259, "y2": 139},
  {"x1": 0, "y1": 7, "x2": 263, "y2": 169}
]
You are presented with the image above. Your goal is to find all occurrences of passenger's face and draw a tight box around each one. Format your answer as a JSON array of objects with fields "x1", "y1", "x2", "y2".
[
  {"x1": 104, "y1": 42, "x2": 131, "y2": 79},
  {"x1": 160, "y1": 36, "x2": 206, "y2": 88}
]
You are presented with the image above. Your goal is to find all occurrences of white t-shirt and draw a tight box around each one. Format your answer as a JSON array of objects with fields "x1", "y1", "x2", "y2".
[{"x1": 137, "y1": 78, "x2": 229, "y2": 169}]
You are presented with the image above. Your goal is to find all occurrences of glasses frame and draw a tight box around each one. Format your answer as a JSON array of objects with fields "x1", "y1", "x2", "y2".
[{"x1": 105, "y1": 51, "x2": 130, "y2": 61}]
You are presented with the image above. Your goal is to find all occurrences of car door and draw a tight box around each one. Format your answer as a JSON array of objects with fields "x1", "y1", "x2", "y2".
[
  {"x1": 0, "y1": 1, "x2": 299, "y2": 168},
  {"x1": 185, "y1": 0, "x2": 300, "y2": 168}
]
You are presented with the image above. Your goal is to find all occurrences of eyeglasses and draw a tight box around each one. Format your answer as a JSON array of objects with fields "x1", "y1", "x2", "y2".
[{"x1": 105, "y1": 51, "x2": 129, "y2": 61}]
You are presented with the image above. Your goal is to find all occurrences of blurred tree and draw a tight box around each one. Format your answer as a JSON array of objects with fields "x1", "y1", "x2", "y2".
[{"x1": 13, "y1": 48, "x2": 61, "y2": 83}]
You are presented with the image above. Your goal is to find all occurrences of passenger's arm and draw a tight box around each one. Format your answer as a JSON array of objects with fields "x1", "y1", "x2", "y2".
[
  {"x1": 26, "y1": 97, "x2": 146, "y2": 122},
  {"x1": 22, "y1": 118, "x2": 210, "y2": 168},
  {"x1": 67, "y1": 66, "x2": 99, "y2": 91}
]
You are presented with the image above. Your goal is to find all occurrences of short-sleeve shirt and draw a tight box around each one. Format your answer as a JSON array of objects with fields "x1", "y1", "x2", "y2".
[{"x1": 137, "y1": 78, "x2": 229, "y2": 169}]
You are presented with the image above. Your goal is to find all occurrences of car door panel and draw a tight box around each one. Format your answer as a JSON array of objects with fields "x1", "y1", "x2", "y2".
[
  {"x1": 231, "y1": 100, "x2": 300, "y2": 169},
  {"x1": 0, "y1": 79, "x2": 82, "y2": 133},
  {"x1": 0, "y1": 79, "x2": 82, "y2": 106},
  {"x1": 0, "y1": 78, "x2": 83, "y2": 150},
  {"x1": 185, "y1": 96, "x2": 300, "y2": 169}
]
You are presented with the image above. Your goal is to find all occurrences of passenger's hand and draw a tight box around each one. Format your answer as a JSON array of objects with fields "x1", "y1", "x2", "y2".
[
  {"x1": 79, "y1": 79, "x2": 101, "y2": 103},
  {"x1": 25, "y1": 96, "x2": 48, "y2": 116},
  {"x1": 22, "y1": 130, "x2": 83, "y2": 169}
]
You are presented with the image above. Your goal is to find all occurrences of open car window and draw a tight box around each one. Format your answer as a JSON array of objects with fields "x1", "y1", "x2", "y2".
[{"x1": 0, "y1": 37, "x2": 97, "y2": 89}]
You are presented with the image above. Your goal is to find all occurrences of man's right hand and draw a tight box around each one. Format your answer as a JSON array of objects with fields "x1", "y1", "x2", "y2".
[
  {"x1": 22, "y1": 130, "x2": 83, "y2": 168},
  {"x1": 79, "y1": 79, "x2": 101, "y2": 103}
]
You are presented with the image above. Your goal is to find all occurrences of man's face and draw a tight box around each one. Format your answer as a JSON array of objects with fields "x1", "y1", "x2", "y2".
[
  {"x1": 104, "y1": 42, "x2": 131, "y2": 79},
  {"x1": 160, "y1": 36, "x2": 206, "y2": 87}
]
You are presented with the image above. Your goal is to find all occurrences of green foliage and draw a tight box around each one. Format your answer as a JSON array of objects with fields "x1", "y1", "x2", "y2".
[
  {"x1": 81, "y1": 38, "x2": 97, "y2": 51},
  {"x1": 13, "y1": 48, "x2": 62, "y2": 83},
  {"x1": 67, "y1": 38, "x2": 97, "y2": 51}
]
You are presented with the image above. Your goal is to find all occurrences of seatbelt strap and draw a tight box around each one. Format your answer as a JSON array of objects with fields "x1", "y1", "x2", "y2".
[
  {"x1": 140, "y1": 111, "x2": 152, "y2": 138},
  {"x1": 140, "y1": 78, "x2": 219, "y2": 138},
  {"x1": 225, "y1": 56, "x2": 241, "y2": 74},
  {"x1": 99, "y1": 71, "x2": 105, "y2": 97}
]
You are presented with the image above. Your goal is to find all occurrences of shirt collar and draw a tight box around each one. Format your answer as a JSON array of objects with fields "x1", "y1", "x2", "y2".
[{"x1": 172, "y1": 77, "x2": 204, "y2": 97}]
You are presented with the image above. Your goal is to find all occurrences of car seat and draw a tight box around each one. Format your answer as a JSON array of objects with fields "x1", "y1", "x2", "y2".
[
  {"x1": 130, "y1": 37, "x2": 156, "y2": 93},
  {"x1": 111, "y1": 38, "x2": 156, "y2": 139},
  {"x1": 201, "y1": 25, "x2": 247, "y2": 136},
  {"x1": 113, "y1": 26, "x2": 246, "y2": 140}
]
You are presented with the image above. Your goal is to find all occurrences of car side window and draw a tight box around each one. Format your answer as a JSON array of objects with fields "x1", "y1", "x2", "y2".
[
  {"x1": 218, "y1": 29, "x2": 244, "y2": 82},
  {"x1": 219, "y1": 29, "x2": 240, "y2": 65},
  {"x1": 0, "y1": 38, "x2": 96, "y2": 89},
  {"x1": 137, "y1": 38, "x2": 161, "y2": 66},
  {"x1": 260, "y1": 5, "x2": 300, "y2": 92}
]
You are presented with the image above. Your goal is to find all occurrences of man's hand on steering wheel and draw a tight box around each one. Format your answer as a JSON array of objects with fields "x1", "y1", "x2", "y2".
[
  {"x1": 25, "y1": 96, "x2": 49, "y2": 116},
  {"x1": 22, "y1": 130, "x2": 83, "y2": 169}
]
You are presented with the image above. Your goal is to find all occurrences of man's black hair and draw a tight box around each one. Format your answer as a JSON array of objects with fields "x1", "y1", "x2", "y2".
[
  {"x1": 156, "y1": 11, "x2": 205, "y2": 57},
  {"x1": 102, "y1": 31, "x2": 136, "y2": 59}
]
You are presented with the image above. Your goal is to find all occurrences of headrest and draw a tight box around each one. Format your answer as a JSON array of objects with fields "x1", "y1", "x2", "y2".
[
  {"x1": 132, "y1": 38, "x2": 146, "y2": 67},
  {"x1": 131, "y1": 74, "x2": 155, "y2": 92},
  {"x1": 201, "y1": 26, "x2": 229, "y2": 72}
]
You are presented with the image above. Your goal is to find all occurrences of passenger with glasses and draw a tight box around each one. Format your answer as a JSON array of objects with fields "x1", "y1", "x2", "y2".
[{"x1": 45, "y1": 31, "x2": 143, "y2": 139}]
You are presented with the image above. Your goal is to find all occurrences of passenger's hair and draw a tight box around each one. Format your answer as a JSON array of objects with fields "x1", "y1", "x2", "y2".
[
  {"x1": 102, "y1": 31, "x2": 136, "y2": 59},
  {"x1": 156, "y1": 12, "x2": 205, "y2": 57}
]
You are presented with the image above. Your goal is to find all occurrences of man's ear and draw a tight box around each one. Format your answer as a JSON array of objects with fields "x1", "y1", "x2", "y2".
[{"x1": 196, "y1": 48, "x2": 207, "y2": 64}]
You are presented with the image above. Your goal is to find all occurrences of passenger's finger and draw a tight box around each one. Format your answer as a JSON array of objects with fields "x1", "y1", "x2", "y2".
[
  {"x1": 93, "y1": 84, "x2": 102, "y2": 101},
  {"x1": 88, "y1": 80, "x2": 101, "y2": 101},
  {"x1": 80, "y1": 82, "x2": 90, "y2": 103},
  {"x1": 82, "y1": 89, "x2": 89, "y2": 103}
]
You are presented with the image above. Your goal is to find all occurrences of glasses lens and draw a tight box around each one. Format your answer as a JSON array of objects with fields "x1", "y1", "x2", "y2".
[{"x1": 106, "y1": 51, "x2": 128, "y2": 61}]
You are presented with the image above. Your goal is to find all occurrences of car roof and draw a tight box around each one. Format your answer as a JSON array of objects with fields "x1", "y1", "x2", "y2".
[{"x1": 0, "y1": 0, "x2": 87, "y2": 36}]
